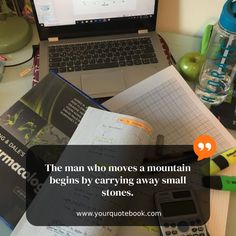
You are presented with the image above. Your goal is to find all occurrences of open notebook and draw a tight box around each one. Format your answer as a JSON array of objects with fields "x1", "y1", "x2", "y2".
[
  {"x1": 104, "y1": 66, "x2": 236, "y2": 236},
  {"x1": 12, "y1": 66, "x2": 236, "y2": 236}
]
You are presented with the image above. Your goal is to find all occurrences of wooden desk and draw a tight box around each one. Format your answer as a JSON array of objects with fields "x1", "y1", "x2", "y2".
[{"x1": 1, "y1": 26, "x2": 236, "y2": 236}]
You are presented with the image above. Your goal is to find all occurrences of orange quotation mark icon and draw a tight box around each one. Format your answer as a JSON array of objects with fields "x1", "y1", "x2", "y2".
[{"x1": 193, "y1": 135, "x2": 217, "y2": 161}]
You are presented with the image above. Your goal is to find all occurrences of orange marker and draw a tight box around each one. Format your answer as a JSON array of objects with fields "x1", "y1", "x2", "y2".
[{"x1": 193, "y1": 135, "x2": 217, "y2": 161}]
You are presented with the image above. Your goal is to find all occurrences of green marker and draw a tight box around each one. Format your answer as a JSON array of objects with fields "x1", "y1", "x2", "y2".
[
  {"x1": 202, "y1": 147, "x2": 236, "y2": 175},
  {"x1": 203, "y1": 176, "x2": 236, "y2": 192}
]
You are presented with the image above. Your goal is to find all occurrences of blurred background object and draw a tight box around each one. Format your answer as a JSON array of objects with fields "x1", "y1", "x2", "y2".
[
  {"x1": 157, "y1": 0, "x2": 226, "y2": 36},
  {"x1": 21, "y1": 0, "x2": 34, "y2": 23},
  {"x1": 0, "y1": 0, "x2": 32, "y2": 53}
]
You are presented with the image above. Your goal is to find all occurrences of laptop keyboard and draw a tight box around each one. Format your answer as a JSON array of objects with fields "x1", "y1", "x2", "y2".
[{"x1": 48, "y1": 37, "x2": 158, "y2": 73}]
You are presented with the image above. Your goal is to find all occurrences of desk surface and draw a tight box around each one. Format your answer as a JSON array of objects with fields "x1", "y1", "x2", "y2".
[{"x1": 1, "y1": 25, "x2": 236, "y2": 236}]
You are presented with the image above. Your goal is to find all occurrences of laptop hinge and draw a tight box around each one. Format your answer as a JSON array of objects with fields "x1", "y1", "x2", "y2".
[
  {"x1": 48, "y1": 37, "x2": 59, "y2": 42},
  {"x1": 138, "y1": 29, "x2": 149, "y2": 34}
]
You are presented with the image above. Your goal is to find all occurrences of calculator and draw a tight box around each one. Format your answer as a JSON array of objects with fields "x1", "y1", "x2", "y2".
[{"x1": 154, "y1": 189, "x2": 209, "y2": 236}]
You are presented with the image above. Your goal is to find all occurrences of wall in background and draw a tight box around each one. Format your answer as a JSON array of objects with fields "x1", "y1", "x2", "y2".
[{"x1": 157, "y1": 0, "x2": 226, "y2": 36}]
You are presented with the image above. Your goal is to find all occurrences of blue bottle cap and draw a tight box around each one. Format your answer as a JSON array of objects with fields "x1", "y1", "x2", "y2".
[{"x1": 219, "y1": 0, "x2": 236, "y2": 33}]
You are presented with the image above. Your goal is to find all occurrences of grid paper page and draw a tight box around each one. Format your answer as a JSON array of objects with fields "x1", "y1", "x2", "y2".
[
  {"x1": 113, "y1": 79, "x2": 229, "y2": 149},
  {"x1": 104, "y1": 66, "x2": 236, "y2": 236}
]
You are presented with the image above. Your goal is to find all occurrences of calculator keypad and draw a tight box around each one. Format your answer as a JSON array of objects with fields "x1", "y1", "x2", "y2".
[
  {"x1": 161, "y1": 222, "x2": 207, "y2": 236},
  {"x1": 164, "y1": 233, "x2": 206, "y2": 236}
]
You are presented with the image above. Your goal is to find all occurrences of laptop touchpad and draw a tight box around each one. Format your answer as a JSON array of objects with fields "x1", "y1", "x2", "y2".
[{"x1": 81, "y1": 70, "x2": 126, "y2": 98}]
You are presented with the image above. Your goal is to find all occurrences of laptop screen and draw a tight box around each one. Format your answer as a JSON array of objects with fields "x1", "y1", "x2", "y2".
[
  {"x1": 34, "y1": 0, "x2": 156, "y2": 27},
  {"x1": 31, "y1": 0, "x2": 158, "y2": 40}
]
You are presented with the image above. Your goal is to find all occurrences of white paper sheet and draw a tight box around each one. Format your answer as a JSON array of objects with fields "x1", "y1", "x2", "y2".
[{"x1": 104, "y1": 66, "x2": 236, "y2": 236}]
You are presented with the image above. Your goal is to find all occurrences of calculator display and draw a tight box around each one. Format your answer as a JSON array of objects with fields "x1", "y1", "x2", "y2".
[{"x1": 161, "y1": 200, "x2": 197, "y2": 217}]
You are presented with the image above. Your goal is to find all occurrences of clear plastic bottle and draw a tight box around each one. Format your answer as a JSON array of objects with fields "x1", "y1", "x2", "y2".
[{"x1": 195, "y1": 0, "x2": 236, "y2": 106}]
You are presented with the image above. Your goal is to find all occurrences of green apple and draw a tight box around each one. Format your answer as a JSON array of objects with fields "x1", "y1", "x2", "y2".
[{"x1": 177, "y1": 52, "x2": 205, "y2": 82}]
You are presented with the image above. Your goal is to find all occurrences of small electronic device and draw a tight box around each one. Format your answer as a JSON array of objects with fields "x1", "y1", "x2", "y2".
[{"x1": 154, "y1": 189, "x2": 208, "y2": 236}]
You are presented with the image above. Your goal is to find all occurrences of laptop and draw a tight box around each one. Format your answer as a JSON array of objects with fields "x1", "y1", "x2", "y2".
[{"x1": 31, "y1": 0, "x2": 169, "y2": 98}]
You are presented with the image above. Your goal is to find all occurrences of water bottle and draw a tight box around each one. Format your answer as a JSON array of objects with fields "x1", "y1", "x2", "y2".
[{"x1": 195, "y1": 0, "x2": 236, "y2": 106}]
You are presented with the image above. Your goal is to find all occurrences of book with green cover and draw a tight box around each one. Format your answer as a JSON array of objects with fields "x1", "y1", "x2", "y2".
[{"x1": 0, "y1": 72, "x2": 104, "y2": 228}]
